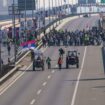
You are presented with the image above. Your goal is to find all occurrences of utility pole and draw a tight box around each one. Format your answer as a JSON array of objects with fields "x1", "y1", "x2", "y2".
[
  {"x1": 12, "y1": 0, "x2": 17, "y2": 63},
  {"x1": 32, "y1": 0, "x2": 34, "y2": 19},
  {"x1": 43, "y1": 0, "x2": 46, "y2": 35},
  {"x1": 49, "y1": 0, "x2": 51, "y2": 30},
  {"x1": 0, "y1": 28, "x2": 2, "y2": 75},
  {"x1": 67, "y1": 0, "x2": 70, "y2": 15},
  {"x1": 38, "y1": 0, "x2": 41, "y2": 32},
  {"x1": 52, "y1": 0, "x2": 54, "y2": 28},
  {"x1": 55, "y1": 0, "x2": 58, "y2": 27},
  {"x1": 58, "y1": 0, "x2": 60, "y2": 24},
  {"x1": 24, "y1": 0, "x2": 27, "y2": 41}
]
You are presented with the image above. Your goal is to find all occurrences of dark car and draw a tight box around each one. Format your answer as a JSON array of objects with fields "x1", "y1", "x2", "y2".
[
  {"x1": 83, "y1": 14, "x2": 89, "y2": 17},
  {"x1": 66, "y1": 51, "x2": 79, "y2": 69}
]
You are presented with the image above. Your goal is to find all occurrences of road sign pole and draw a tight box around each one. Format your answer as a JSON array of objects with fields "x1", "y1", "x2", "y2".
[
  {"x1": 49, "y1": 0, "x2": 51, "y2": 31},
  {"x1": 58, "y1": 0, "x2": 60, "y2": 24},
  {"x1": 24, "y1": 0, "x2": 27, "y2": 41},
  {"x1": 52, "y1": 0, "x2": 54, "y2": 28}
]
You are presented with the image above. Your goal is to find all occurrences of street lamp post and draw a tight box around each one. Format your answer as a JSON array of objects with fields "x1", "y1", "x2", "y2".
[
  {"x1": 43, "y1": 0, "x2": 46, "y2": 35},
  {"x1": 55, "y1": 0, "x2": 58, "y2": 27},
  {"x1": 49, "y1": 0, "x2": 51, "y2": 31},
  {"x1": 32, "y1": 0, "x2": 34, "y2": 19},
  {"x1": 0, "y1": 28, "x2": 2, "y2": 75},
  {"x1": 38, "y1": 0, "x2": 41, "y2": 32},
  {"x1": 52, "y1": 0, "x2": 54, "y2": 28},
  {"x1": 13, "y1": 0, "x2": 17, "y2": 63},
  {"x1": 58, "y1": 0, "x2": 60, "y2": 24}
]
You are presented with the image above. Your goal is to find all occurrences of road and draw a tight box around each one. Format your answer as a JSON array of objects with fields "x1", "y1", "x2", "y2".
[{"x1": 0, "y1": 16, "x2": 105, "y2": 105}]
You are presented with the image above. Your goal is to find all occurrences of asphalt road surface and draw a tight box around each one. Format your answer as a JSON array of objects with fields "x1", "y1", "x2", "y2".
[{"x1": 0, "y1": 16, "x2": 105, "y2": 105}]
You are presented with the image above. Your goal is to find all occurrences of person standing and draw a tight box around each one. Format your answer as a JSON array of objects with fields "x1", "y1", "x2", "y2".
[
  {"x1": 58, "y1": 56, "x2": 63, "y2": 70},
  {"x1": 46, "y1": 57, "x2": 51, "y2": 69}
]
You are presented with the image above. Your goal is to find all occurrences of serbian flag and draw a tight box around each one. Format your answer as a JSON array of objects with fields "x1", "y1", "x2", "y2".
[{"x1": 21, "y1": 40, "x2": 37, "y2": 50}]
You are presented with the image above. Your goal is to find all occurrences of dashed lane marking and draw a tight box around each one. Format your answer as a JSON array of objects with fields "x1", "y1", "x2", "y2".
[
  {"x1": 55, "y1": 65, "x2": 58, "y2": 67},
  {"x1": 42, "y1": 82, "x2": 47, "y2": 86},
  {"x1": 51, "y1": 70, "x2": 55, "y2": 73},
  {"x1": 37, "y1": 89, "x2": 42, "y2": 95},
  {"x1": 30, "y1": 99, "x2": 36, "y2": 105},
  {"x1": 48, "y1": 75, "x2": 51, "y2": 79}
]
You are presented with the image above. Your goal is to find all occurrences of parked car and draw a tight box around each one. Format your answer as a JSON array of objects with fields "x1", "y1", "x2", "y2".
[{"x1": 83, "y1": 14, "x2": 89, "y2": 17}]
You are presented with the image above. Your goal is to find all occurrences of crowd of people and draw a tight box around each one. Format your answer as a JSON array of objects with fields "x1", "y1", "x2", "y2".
[{"x1": 42, "y1": 27, "x2": 105, "y2": 47}]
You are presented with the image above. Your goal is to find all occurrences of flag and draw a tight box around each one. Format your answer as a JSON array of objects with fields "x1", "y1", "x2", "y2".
[{"x1": 21, "y1": 40, "x2": 37, "y2": 50}]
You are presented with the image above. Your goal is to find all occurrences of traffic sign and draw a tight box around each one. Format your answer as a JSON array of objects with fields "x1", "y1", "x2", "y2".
[
  {"x1": 101, "y1": 0, "x2": 105, "y2": 3},
  {"x1": 8, "y1": 5, "x2": 20, "y2": 15},
  {"x1": 18, "y1": 0, "x2": 36, "y2": 11}
]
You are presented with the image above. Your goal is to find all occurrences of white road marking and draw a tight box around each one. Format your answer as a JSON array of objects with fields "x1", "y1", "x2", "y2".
[
  {"x1": 42, "y1": 82, "x2": 47, "y2": 86},
  {"x1": 0, "y1": 63, "x2": 33, "y2": 96},
  {"x1": 37, "y1": 89, "x2": 42, "y2": 95},
  {"x1": 70, "y1": 47, "x2": 87, "y2": 105},
  {"x1": 48, "y1": 75, "x2": 51, "y2": 79},
  {"x1": 30, "y1": 99, "x2": 36, "y2": 105},
  {"x1": 51, "y1": 70, "x2": 55, "y2": 73},
  {"x1": 55, "y1": 65, "x2": 58, "y2": 67}
]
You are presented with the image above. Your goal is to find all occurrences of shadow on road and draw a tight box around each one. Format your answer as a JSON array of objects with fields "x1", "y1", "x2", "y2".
[
  {"x1": 18, "y1": 66, "x2": 79, "y2": 72},
  {"x1": 18, "y1": 69, "x2": 44, "y2": 72},
  {"x1": 93, "y1": 86, "x2": 105, "y2": 88},
  {"x1": 64, "y1": 77, "x2": 105, "y2": 82}
]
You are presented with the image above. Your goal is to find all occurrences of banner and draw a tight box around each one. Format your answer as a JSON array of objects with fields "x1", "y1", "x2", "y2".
[
  {"x1": 78, "y1": 0, "x2": 87, "y2": 4},
  {"x1": 88, "y1": 0, "x2": 96, "y2": 4},
  {"x1": 101, "y1": 0, "x2": 105, "y2": 3},
  {"x1": 18, "y1": 0, "x2": 36, "y2": 11},
  {"x1": 78, "y1": 0, "x2": 96, "y2": 4}
]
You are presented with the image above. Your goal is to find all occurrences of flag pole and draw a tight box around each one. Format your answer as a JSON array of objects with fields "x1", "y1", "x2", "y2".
[{"x1": 38, "y1": 0, "x2": 41, "y2": 33}]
